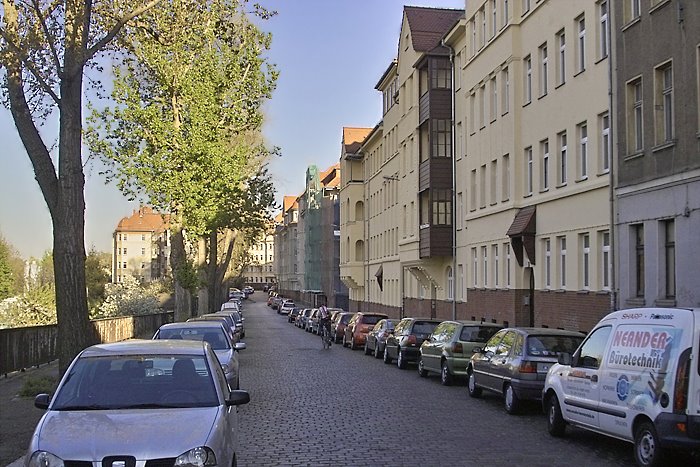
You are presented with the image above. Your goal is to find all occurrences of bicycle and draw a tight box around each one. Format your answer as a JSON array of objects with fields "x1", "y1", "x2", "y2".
[{"x1": 321, "y1": 322, "x2": 332, "y2": 349}]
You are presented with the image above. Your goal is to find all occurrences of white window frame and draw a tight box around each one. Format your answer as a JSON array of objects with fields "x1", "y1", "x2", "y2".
[
  {"x1": 600, "y1": 112, "x2": 610, "y2": 172},
  {"x1": 482, "y1": 246, "x2": 489, "y2": 287},
  {"x1": 524, "y1": 55, "x2": 532, "y2": 104},
  {"x1": 599, "y1": 1, "x2": 609, "y2": 59},
  {"x1": 525, "y1": 146, "x2": 533, "y2": 196},
  {"x1": 557, "y1": 30, "x2": 566, "y2": 86},
  {"x1": 559, "y1": 236, "x2": 567, "y2": 288},
  {"x1": 491, "y1": 76, "x2": 498, "y2": 122},
  {"x1": 544, "y1": 238, "x2": 552, "y2": 288},
  {"x1": 494, "y1": 244, "x2": 500, "y2": 287},
  {"x1": 577, "y1": 16, "x2": 586, "y2": 73},
  {"x1": 558, "y1": 131, "x2": 567, "y2": 185},
  {"x1": 447, "y1": 266, "x2": 454, "y2": 300},
  {"x1": 540, "y1": 43, "x2": 548, "y2": 96},
  {"x1": 541, "y1": 139, "x2": 550, "y2": 191},
  {"x1": 501, "y1": 66, "x2": 510, "y2": 114},
  {"x1": 582, "y1": 233, "x2": 590, "y2": 290},
  {"x1": 472, "y1": 247, "x2": 478, "y2": 287},
  {"x1": 578, "y1": 122, "x2": 588, "y2": 179},
  {"x1": 505, "y1": 243, "x2": 512, "y2": 287},
  {"x1": 601, "y1": 230, "x2": 611, "y2": 290}
]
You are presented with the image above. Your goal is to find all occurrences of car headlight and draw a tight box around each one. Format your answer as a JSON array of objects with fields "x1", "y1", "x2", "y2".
[
  {"x1": 28, "y1": 451, "x2": 64, "y2": 467},
  {"x1": 221, "y1": 363, "x2": 230, "y2": 374},
  {"x1": 175, "y1": 447, "x2": 217, "y2": 466}
]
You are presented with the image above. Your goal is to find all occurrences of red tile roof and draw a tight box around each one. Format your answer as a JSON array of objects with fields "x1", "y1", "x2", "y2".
[
  {"x1": 343, "y1": 127, "x2": 373, "y2": 155},
  {"x1": 404, "y1": 6, "x2": 464, "y2": 52},
  {"x1": 320, "y1": 163, "x2": 341, "y2": 188},
  {"x1": 116, "y1": 206, "x2": 169, "y2": 232}
]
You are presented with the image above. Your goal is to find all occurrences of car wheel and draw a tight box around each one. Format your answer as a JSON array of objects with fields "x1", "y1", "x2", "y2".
[
  {"x1": 440, "y1": 361, "x2": 453, "y2": 386},
  {"x1": 364, "y1": 341, "x2": 371, "y2": 355},
  {"x1": 383, "y1": 346, "x2": 392, "y2": 364},
  {"x1": 350, "y1": 335, "x2": 357, "y2": 350},
  {"x1": 546, "y1": 393, "x2": 566, "y2": 437},
  {"x1": 467, "y1": 369, "x2": 482, "y2": 398},
  {"x1": 634, "y1": 420, "x2": 665, "y2": 467},
  {"x1": 504, "y1": 383, "x2": 520, "y2": 414},
  {"x1": 417, "y1": 357, "x2": 428, "y2": 377},
  {"x1": 374, "y1": 344, "x2": 382, "y2": 359},
  {"x1": 397, "y1": 348, "x2": 407, "y2": 369},
  {"x1": 342, "y1": 334, "x2": 348, "y2": 348}
]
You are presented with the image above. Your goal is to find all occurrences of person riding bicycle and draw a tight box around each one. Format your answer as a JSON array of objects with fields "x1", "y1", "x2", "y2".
[{"x1": 319, "y1": 304, "x2": 332, "y2": 346}]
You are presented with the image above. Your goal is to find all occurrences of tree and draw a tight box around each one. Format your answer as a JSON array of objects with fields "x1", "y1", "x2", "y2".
[
  {"x1": 87, "y1": 0, "x2": 278, "y2": 317},
  {"x1": 1, "y1": 0, "x2": 163, "y2": 372},
  {"x1": 0, "y1": 235, "x2": 25, "y2": 297},
  {"x1": 85, "y1": 248, "x2": 110, "y2": 311}
]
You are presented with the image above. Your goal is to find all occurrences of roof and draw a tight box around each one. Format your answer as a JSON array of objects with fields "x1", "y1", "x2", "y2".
[
  {"x1": 404, "y1": 6, "x2": 464, "y2": 53},
  {"x1": 116, "y1": 206, "x2": 169, "y2": 233},
  {"x1": 82, "y1": 339, "x2": 205, "y2": 357},
  {"x1": 320, "y1": 163, "x2": 341, "y2": 187},
  {"x1": 343, "y1": 127, "x2": 373, "y2": 155},
  {"x1": 283, "y1": 196, "x2": 297, "y2": 213},
  {"x1": 506, "y1": 206, "x2": 536, "y2": 237}
]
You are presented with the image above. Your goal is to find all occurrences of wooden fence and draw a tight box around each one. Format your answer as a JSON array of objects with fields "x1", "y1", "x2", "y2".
[{"x1": 0, "y1": 311, "x2": 174, "y2": 375}]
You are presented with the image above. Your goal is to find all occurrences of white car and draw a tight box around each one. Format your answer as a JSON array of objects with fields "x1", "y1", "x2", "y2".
[
  {"x1": 279, "y1": 300, "x2": 295, "y2": 315},
  {"x1": 26, "y1": 340, "x2": 249, "y2": 467}
]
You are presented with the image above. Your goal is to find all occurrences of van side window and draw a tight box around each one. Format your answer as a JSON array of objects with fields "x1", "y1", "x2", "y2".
[{"x1": 575, "y1": 326, "x2": 612, "y2": 369}]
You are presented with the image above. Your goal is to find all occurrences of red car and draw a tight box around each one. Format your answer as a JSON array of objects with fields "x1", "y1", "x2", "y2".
[
  {"x1": 332, "y1": 312, "x2": 355, "y2": 344},
  {"x1": 343, "y1": 312, "x2": 388, "y2": 350}
]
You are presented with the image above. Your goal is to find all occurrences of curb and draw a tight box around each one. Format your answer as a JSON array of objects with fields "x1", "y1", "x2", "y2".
[{"x1": 8, "y1": 456, "x2": 24, "y2": 466}]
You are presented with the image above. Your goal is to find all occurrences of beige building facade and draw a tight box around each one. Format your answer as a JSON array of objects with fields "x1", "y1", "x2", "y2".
[
  {"x1": 112, "y1": 207, "x2": 170, "y2": 284},
  {"x1": 242, "y1": 230, "x2": 275, "y2": 289}
]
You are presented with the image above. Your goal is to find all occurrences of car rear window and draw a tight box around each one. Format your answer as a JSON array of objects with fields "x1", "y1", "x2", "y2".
[
  {"x1": 412, "y1": 321, "x2": 439, "y2": 334},
  {"x1": 362, "y1": 315, "x2": 384, "y2": 326},
  {"x1": 340, "y1": 315, "x2": 352, "y2": 324},
  {"x1": 460, "y1": 326, "x2": 500, "y2": 343},
  {"x1": 526, "y1": 335, "x2": 584, "y2": 357}
]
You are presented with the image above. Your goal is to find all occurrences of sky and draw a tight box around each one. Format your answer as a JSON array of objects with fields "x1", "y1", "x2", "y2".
[{"x1": 0, "y1": 0, "x2": 465, "y2": 259}]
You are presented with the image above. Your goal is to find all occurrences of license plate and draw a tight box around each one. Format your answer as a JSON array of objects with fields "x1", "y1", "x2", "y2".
[{"x1": 538, "y1": 363, "x2": 552, "y2": 373}]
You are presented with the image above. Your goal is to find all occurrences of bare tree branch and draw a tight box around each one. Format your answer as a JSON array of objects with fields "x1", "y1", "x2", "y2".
[{"x1": 30, "y1": 0, "x2": 62, "y2": 77}]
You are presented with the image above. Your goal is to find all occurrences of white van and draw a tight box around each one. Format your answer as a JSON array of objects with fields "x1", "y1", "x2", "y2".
[{"x1": 543, "y1": 307, "x2": 700, "y2": 466}]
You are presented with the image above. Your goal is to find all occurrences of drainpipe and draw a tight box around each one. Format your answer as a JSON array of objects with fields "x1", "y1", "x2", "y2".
[
  {"x1": 607, "y1": 3, "x2": 617, "y2": 312},
  {"x1": 443, "y1": 38, "x2": 458, "y2": 321}
]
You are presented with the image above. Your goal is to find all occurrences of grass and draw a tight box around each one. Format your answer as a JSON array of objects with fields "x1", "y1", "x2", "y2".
[{"x1": 19, "y1": 375, "x2": 58, "y2": 397}]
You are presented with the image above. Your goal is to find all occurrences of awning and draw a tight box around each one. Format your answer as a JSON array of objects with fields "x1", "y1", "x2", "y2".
[
  {"x1": 375, "y1": 265, "x2": 383, "y2": 291},
  {"x1": 507, "y1": 206, "x2": 536, "y2": 267}
]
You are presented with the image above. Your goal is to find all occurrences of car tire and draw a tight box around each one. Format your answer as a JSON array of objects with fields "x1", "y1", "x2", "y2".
[
  {"x1": 364, "y1": 341, "x2": 371, "y2": 355},
  {"x1": 504, "y1": 383, "x2": 520, "y2": 415},
  {"x1": 383, "y1": 346, "x2": 392, "y2": 364},
  {"x1": 397, "y1": 348, "x2": 407, "y2": 369},
  {"x1": 417, "y1": 358, "x2": 428, "y2": 377},
  {"x1": 467, "y1": 369, "x2": 482, "y2": 398},
  {"x1": 546, "y1": 393, "x2": 566, "y2": 437},
  {"x1": 634, "y1": 420, "x2": 665, "y2": 467},
  {"x1": 374, "y1": 344, "x2": 382, "y2": 359},
  {"x1": 350, "y1": 335, "x2": 357, "y2": 350},
  {"x1": 440, "y1": 361, "x2": 453, "y2": 386},
  {"x1": 342, "y1": 334, "x2": 348, "y2": 348}
]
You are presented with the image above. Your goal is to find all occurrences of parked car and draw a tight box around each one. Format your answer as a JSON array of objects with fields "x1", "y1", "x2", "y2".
[
  {"x1": 418, "y1": 321, "x2": 503, "y2": 385},
  {"x1": 221, "y1": 300, "x2": 241, "y2": 313},
  {"x1": 383, "y1": 318, "x2": 441, "y2": 368},
  {"x1": 467, "y1": 327, "x2": 585, "y2": 414},
  {"x1": 310, "y1": 308, "x2": 342, "y2": 334},
  {"x1": 279, "y1": 299, "x2": 295, "y2": 315},
  {"x1": 271, "y1": 296, "x2": 284, "y2": 310},
  {"x1": 243, "y1": 286, "x2": 254, "y2": 295},
  {"x1": 153, "y1": 321, "x2": 245, "y2": 389},
  {"x1": 288, "y1": 307, "x2": 302, "y2": 323},
  {"x1": 299, "y1": 308, "x2": 314, "y2": 329},
  {"x1": 217, "y1": 309, "x2": 245, "y2": 338},
  {"x1": 343, "y1": 312, "x2": 388, "y2": 350},
  {"x1": 305, "y1": 309, "x2": 319, "y2": 332},
  {"x1": 332, "y1": 312, "x2": 355, "y2": 343},
  {"x1": 543, "y1": 308, "x2": 700, "y2": 466},
  {"x1": 27, "y1": 340, "x2": 250, "y2": 467},
  {"x1": 190, "y1": 313, "x2": 240, "y2": 343},
  {"x1": 364, "y1": 318, "x2": 397, "y2": 358}
]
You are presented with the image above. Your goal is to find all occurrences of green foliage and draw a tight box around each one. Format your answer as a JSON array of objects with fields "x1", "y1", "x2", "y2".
[
  {"x1": 93, "y1": 276, "x2": 161, "y2": 319},
  {"x1": 19, "y1": 375, "x2": 58, "y2": 397},
  {"x1": 0, "y1": 235, "x2": 25, "y2": 299},
  {"x1": 174, "y1": 259, "x2": 201, "y2": 295},
  {"x1": 0, "y1": 285, "x2": 57, "y2": 328},
  {"x1": 85, "y1": 248, "x2": 111, "y2": 311}
]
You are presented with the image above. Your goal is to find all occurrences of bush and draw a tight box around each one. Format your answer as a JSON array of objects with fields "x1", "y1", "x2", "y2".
[
  {"x1": 19, "y1": 374, "x2": 58, "y2": 397},
  {"x1": 92, "y1": 276, "x2": 161, "y2": 319}
]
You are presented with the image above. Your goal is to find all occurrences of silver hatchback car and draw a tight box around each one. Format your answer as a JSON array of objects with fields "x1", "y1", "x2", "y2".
[{"x1": 26, "y1": 339, "x2": 249, "y2": 467}]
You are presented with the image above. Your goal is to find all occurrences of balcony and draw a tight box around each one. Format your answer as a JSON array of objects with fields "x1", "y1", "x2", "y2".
[{"x1": 340, "y1": 262, "x2": 365, "y2": 290}]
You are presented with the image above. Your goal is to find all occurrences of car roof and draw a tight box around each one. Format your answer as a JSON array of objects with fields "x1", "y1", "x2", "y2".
[
  {"x1": 159, "y1": 321, "x2": 226, "y2": 330},
  {"x1": 81, "y1": 339, "x2": 206, "y2": 357},
  {"x1": 507, "y1": 327, "x2": 585, "y2": 337},
  {"x1": 454, "y1": 320, "x2": 503, "y2": 327}
]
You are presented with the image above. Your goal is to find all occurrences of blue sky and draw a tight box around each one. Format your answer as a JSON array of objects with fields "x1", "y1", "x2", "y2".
[{"x1": 0, "y1": 0, "x2": 464, "y2": 259}]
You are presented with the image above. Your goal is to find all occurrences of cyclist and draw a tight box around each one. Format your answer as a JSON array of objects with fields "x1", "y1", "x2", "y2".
[{"x1": 319, "y1": 304, "x2": 332, "y2": 347}]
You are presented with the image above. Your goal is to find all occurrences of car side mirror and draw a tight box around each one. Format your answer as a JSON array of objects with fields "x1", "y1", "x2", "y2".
[
  {"x1": 234, "y1": 342, "x2": 247, "y2": 351},
  {"x1": 472, "y1": 347, "x2": 482, "y2": 354},
  {"x1": 226, "y1": 390, "x2": 250, "y2": 406},
  {"x1": 34, "y1": 393, "x2": 50, "y2": 410},
  {"x1": 557, "y1": 352, "x2": 572, "y2": 365}
]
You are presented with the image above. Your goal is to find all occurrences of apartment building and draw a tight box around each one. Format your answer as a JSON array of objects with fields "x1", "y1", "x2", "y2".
[
  {"x1": 112, "y1": 206, "x2": 170, "y2": 284},
  {"x1": 614, "y1": 0, "x2": 700, "y2": 309},
  {"x1": 242, "y1": 228, "x2": 275, "y2": 289},
  {"x1": 274, "y1": 196, "x2": 300, "y2": 294}
]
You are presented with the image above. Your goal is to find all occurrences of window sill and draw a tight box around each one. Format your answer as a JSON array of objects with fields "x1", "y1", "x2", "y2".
[
  {"x1": 554, "y1": 288, "x2": 567, "y2": 293},
  {"x1": 539, "y1": 187, "x2": 550, "y2": 193},
  {"x1": 523, "y1": 193, "x2": 533, "y2": 199},
  {"x1": 556, "y1": 182, "x2": 567, "y2": 189},
  {"x1": 624, "y1": 151, "x2": 645, "y2": 162},
  {"x1": 573, "y1": 68, "x2": 585, "y2": 78},
  {"x1": 654, "y1": 298, "x2": 676, "y2": 307},
  {"x1": 538, "y1": 92, "x2": 548, "y2": 100},
  {"x1": 490, "y1": 201, "x2": 498, "y2": 206},
  {"x1": 649, "y1": 0, "x2": 671, "y2": 15},
  {"x1": 594, "y1": 55, "x2": 608, "y2": 66},
  {"x1": 576, "y1": 289, "x2": 591, "y2": 295},
  {"x1": 575, "y1": 175, "x2": 588, "y2": 183},
  {"x1": 501, "y1": 110, "x2": 509, "y2": 117},
  {"x1": 652, "y1": 140, "x2": 676, "y2": 153},
  {"x1": 597, "y1": 169, "x2": 610, "y2": 177},
  {"x1": 555, "y1": 81, "x2": 565, "y2": 90},
  {"x1": 480, "y1": 125, "x2": 486, "y2": 131},
  {"x1": 596, "y1": 290, "x2": 611, "y2": 296},
  {"x1": 523, "y1": 100, "x2": 532, "y2": 108},
  {"x1": 621, "y1": 17, "x2": 641, "y2": 32},
  {"x1": 490, "y1": 118, "x2": 497, "y2": 124}
]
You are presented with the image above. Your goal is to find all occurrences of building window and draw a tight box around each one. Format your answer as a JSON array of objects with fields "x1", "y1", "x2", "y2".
[
  {"x1": 482, "y1": 246, "x2": 488, "y2": 287},
  {"x1": 539, "y1": 43, "x2": 548, "y2": 96},
  {"x1": 490, "y1": 159, "x2": 498, "y2": 204},
  {"x1": 118, "y1": 234, "x2": 122, "y2": 241},
  {"x1": 634, "y1": 224, "x2": 645, "y2": 297},
  {"x1": 471, "y1": 19, "x2": 477, "y2": 56},
  {"x1": 541, "y1": 139, "x2": 550, "y2": 190},
  {"x1": 123, "y1": 248, "x2": 127, "y2": 255},
  {"x1": 559, "y1": 236, "x2": 567, "y2": 288},
  {"x1": 458, "y1": 264, "x2": 464, "y2": 300},
  {"x1": 544, "y1": 238, "x2": 551, "y2": 288},
  {"x1": 558, "y1": 131, "x2": 567, "y2": 185},
  {"x1": 123, "y1": 262, "x2": 127, "y2": 269},
  {"x1": 491, "y1": 76, "x2": 498, "y2": 122},
  {"x1": 491, "y1": 0, "x2": 497, "y2": 37},
  {"x1": 141, "y1": 262, "x2": 145, "y2": 269},
  {"x1": 505, "y1": 243, "x2": 512, "y2": 287},
  {"x1": 502, "y1": 154, "x2": 510, "y2": 201},
  {"x1": 557, "y1": 30, "x2": 566, "y2": 86},
  {"x1": 627, "y1": 78, "x2": 644, "y2": 153},
  {"x1": 141, "y1": 248, "x2": 145, "y2": 255},
  {"x1": 472, "y1": 247, "x2": 478, "y2": 287},
  {"x1": 479, "y1": 84, "x2": 486, "y2": 128},
  {"x1": 601, "y1": 230, "x2": 611, "y2": 290},
  {"x1": 469, "y1": 93, "x2": 476, "y2": 134},
  {"x1": 664, "y1": 220, "x2": 675, "y2": 299},
  {"x1": 501, "y1": 66, "x2": 510, "y2": 114},
  {"x1": 598, "y1": 1, "x2": 609, "y2": 59},
  {"x1": 577, "y1": 16, "x2": 586, "y2": 73},
  {"x1": 582, "y1": 233, "x2": 590, "y2": 290},
  {"x1": 432, "y1": 119, "x2": 452, "y2": 157},
  {"x1": 600, "y1": 112, "x2": 610, "y2": 172},
  {"x1": 494, "y1": 244, "x2": 500, "y2": 287},
  {"x1": 480, "y1": 165, "x2": 487, "y2": 208},
  {"x1": 502, "y1": 0, "x2": 509, "y2": 28},
  {"x1": 525, "y1": 147, "x2": 533, "y2": 196},
  {"x1": 480, "y1": 7, "x2": 486, "y2": 48},
  {"x1": 432, "y1": 190, "x2": 452, "y2": 226},
  {"x1": 578, "y1": 122, "x2": 588, "y2": 179},
  {"x1": 431, "y1": 58, "x2": 451, "y2": 89},
  {"x1": 522, "y1": 0, "x2": 530, "y2": 14},
  {"x1": 626, "y1": 0, "x2": 641, "y2": 23},
  {"x1": 470, "y1": 169, "x2": 477, "y2": 210},
  {"x1": 655, "y1": 62, "x2": 674, "y2": 144},
  {"x1": 447, "y1": 266, "x2": 454, "y2": 300},
  {"x1": 141, "y1": 234, "x2": 145, "y2": 241},
  {"x1": 524, "y1": 55, "x2": 532, "y2": 104}
]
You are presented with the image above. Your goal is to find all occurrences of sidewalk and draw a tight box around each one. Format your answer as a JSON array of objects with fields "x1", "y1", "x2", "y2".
[{"x1": 0, "y1": 361, "x2": 59, "y2": 466}]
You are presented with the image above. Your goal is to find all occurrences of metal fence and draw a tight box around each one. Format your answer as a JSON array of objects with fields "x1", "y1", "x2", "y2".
[{"x1": 0, "y1": 311, "x2": 174, "y2": 375}]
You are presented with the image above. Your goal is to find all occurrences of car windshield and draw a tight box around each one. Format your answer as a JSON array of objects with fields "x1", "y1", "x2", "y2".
[
  {"x1": 526, "y1": 335, "x2": 584, "y2": 357},
  {"x1": 460, "y1": 326, "x2": 500, "y2": 343},
  {"x1": 412, "y1": 322, "x2": 439, "y2": 334},
  {"x1": 51, "y1": 355, "x2": 219, "y2": 410},
  {"x1": 362, "y1": 316, "x2": 384, "y2": 326},
  {"x1": 157, "y1": 328, "x2": 230, "y2": 350}
]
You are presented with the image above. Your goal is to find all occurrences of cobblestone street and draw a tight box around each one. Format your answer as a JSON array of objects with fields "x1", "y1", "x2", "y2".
[{"x1": 236, "y1": 298, "x2": 634, "y2": 467}]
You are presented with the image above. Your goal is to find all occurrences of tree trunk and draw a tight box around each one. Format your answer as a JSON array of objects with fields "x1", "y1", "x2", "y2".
[
  {"x1": 197, "y1": 236, "x2": 208, "y2": 314},
  {"x1": 207, "y1": 230, "x2": 219, "y2": 311},
  {"x1": 170, "y1": 228, "x2": 190, "y2": 322}
]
